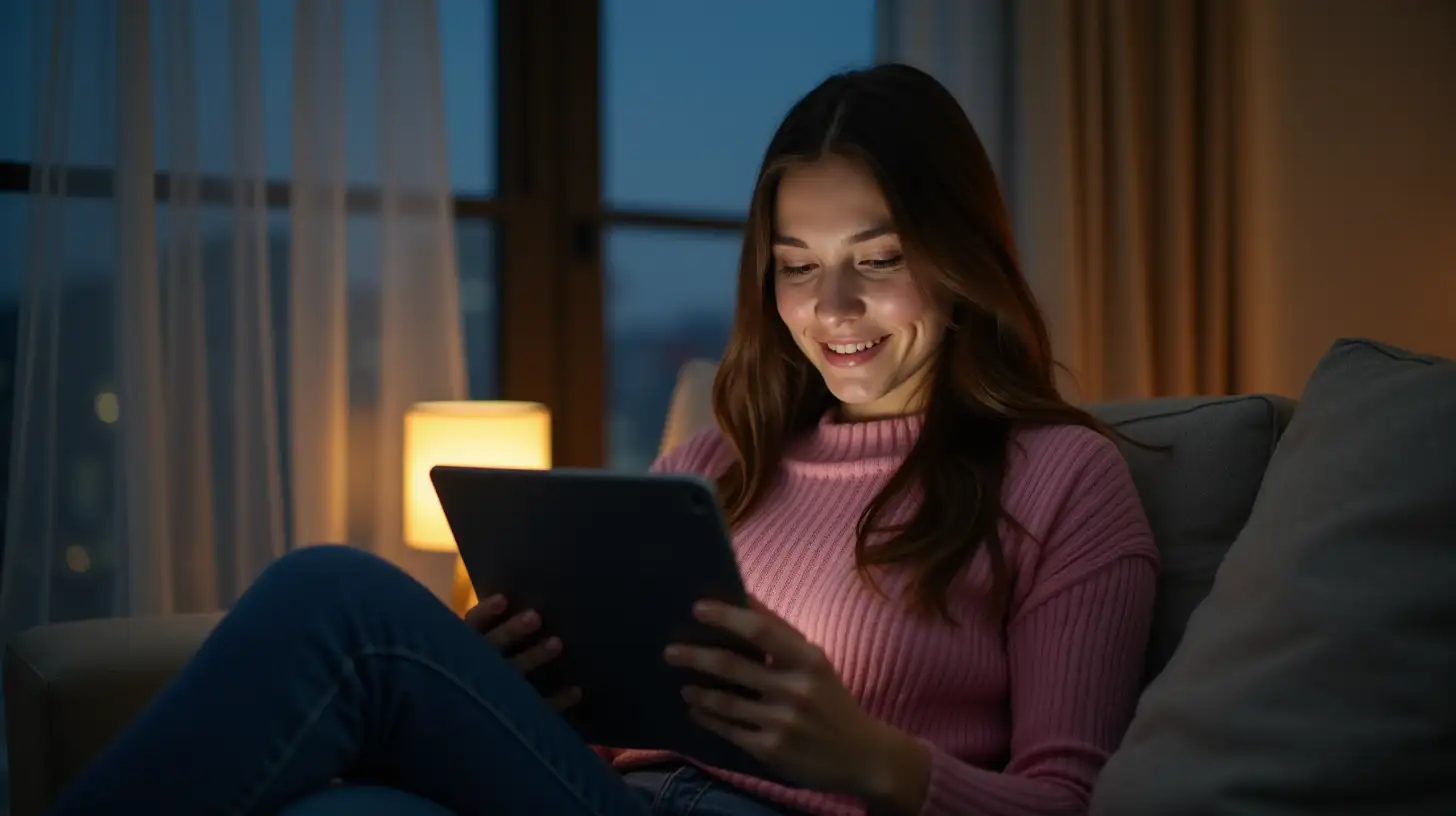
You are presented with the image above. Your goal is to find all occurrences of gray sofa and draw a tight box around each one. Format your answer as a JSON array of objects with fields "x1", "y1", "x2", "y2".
[{"x1": 6, "y1": 338, "x2": 1454, "y2": 814}]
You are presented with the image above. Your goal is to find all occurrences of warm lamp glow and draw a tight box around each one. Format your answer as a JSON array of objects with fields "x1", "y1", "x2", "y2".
[{"x1": 403, "y1": 401, "x2": 551, "y2": 552}]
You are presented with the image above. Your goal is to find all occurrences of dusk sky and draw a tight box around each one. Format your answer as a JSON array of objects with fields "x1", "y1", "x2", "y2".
[{"x1": 0, "y1": 0, "x2": 877, "y2": 323}]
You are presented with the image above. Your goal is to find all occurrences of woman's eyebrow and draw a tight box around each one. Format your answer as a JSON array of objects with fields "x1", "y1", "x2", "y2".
[{"x1": 771, "y1": 222, "x2": 897, "y2": 248}]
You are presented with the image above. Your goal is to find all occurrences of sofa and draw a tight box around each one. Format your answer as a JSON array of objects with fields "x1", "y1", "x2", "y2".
[{"x1": 7, "y1": 338, "x2": 1455, "y2": 814}]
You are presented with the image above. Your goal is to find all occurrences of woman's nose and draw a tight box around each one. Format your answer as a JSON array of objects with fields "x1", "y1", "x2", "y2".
[{"x1": 814, "y1": 268, "x2": 866, "y2": 323}]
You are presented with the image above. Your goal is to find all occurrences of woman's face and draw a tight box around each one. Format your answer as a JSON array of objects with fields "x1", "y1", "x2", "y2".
[{"x1": 772, "y1": 155, "x2": 947, "y2": 419}]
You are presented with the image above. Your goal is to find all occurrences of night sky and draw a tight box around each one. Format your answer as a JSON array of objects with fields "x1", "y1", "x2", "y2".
[{"x1": 0, "y1": 0, "x2": 876, "y2": 324}]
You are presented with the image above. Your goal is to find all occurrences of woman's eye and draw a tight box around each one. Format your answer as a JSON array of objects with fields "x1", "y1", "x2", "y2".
[
  {"x1": 778, "y1": 263, "x2": 817, "y2": 276},
  {"x1": 863, "y1": 254, "x2": 905, "y2": 270}
]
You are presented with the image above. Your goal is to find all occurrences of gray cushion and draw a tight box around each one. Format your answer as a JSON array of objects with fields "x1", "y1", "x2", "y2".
[
  {"x1": 1092, "y1": 338, "x2": 1456, "y2": 815},
  {"x1": 1090, "y1": 395, "x2": 1296, "y2": 682}
]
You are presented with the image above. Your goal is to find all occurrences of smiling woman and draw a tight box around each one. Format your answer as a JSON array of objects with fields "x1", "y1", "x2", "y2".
[
  {"x1": 49, "y1": 64, "x2": 1157, "y2": 816},
  {"x1": 769, "y1": 155, "x2": 947, "y2": 419},
  {"x1": 642, "y1": 63, "x2": 1161, "y2": 814},
  {"x1": 712, "y1": 65, "x2": 1134, "y2": 620}
]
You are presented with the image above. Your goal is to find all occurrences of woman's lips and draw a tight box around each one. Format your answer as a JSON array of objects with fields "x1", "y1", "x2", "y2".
[{"x1": 820, "y1": 335, "x2": 889, "y2": 368}]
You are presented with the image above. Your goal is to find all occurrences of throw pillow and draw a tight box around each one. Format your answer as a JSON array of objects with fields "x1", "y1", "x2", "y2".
[{"x1": 1090, "y1": 338, "x2": 1456, "y2": 814}]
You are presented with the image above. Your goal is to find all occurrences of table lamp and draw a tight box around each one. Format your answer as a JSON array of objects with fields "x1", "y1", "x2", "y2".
[{"x1": 403, "y1": 400, "x2": 551, "y2": 612}]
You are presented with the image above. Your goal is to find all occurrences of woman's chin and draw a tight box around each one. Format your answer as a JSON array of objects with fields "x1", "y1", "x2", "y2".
[
  {"x1": 823, "y1": 381, "x2": 888, "y2": 407},
  {"x1": 826, "y1": 389, "x2": 905, "y2": 420},
  {"x1": 821, "y1": 372, "x2": 930, "y2": 419}
]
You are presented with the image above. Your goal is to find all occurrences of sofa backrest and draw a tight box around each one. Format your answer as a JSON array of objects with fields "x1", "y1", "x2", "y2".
[
  {"x1": 657, "y1": 359, "x2": 1296, "y2": 682},
  {"x1": 1092, "y1": 395, "x2": 1295, "y2": 679}
]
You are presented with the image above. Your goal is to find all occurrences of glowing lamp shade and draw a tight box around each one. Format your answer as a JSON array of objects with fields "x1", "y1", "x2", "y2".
[{"x1": 403, "y1": 401, "x2": 551, "y2": 552}]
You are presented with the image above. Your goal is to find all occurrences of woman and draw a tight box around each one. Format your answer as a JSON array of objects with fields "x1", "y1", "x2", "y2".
[{"x1": 54, "y1": 64, "x2": 1157, "y2": 816}]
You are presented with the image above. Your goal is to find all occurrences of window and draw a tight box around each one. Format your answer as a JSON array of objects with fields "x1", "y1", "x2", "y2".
[
  {"x1": 0, "y1": 0, "x2": 503, "y2": 578},
  {"x1": 598, "y1": 0, "x2": 878, "y2": 469},
  {"x1": 0, "y1": 0, "x2": 884, "y2": 501},
  {"x1": 603, "y1": 226, "x2": 742, "y2": 471}
]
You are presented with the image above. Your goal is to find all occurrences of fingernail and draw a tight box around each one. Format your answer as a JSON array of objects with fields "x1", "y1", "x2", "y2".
[
  {"x1": 522, "y1": 610, "x2": 540, "y2": 626},
  {"x1": 664, "y1": 645, "x2": 683, "y2": 660},
  {"x1": 681, "y1": 686, "x2": 700, "y2": 702},
  {"x1": 484, "y1": 594, "x2": 507, "y2": 611},
  {"x1": 545, "y1": 636, "x2": 561, "y2": 653},
  {"x1": 693, "y1": 601, "x2": 717, "y2": 619}
]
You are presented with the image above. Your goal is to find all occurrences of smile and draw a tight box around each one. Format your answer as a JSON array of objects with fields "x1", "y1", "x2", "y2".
[
  {"x1": 825, "y1": 337, "x2": 886, "y2": 354},
  {"x1": 820, "y1": 335, "x2": 890, "y2": 368}
]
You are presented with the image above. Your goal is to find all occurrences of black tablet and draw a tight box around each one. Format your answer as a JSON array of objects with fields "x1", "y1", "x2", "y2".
[{"x1": 429, "y1": 465, "x2": 776, "y2": 778}]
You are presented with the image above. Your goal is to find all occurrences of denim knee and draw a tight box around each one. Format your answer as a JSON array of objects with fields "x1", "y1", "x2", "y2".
[
  {"x1": 250, "y1": 545, "x2": 421, "y2": 611},
  {"x1": 269, "y1": 544, "x2": 394, "y2": 579}
]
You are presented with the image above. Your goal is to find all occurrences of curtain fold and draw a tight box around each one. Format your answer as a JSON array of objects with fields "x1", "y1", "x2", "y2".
[
  {"x1": 1, "y1": 0, "x2": 464, "y2": 639},
  {"x1": 289, "y1": 0, "x2": 351, "y2": 550},
  {"x1": 880, "y1": 0, "x2": 1245, "y2": 401},
  {"x1": 157, "y1": 0, "x2": 220, "y2": 614},
  {"x1": 372, "y1": 0, "x2": 466, "y2": 567}
]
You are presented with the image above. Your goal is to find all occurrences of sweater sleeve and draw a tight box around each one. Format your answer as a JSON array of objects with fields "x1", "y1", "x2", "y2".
[{"x1": 917, "y1": 435, "x2": 1159, "y2": 816}]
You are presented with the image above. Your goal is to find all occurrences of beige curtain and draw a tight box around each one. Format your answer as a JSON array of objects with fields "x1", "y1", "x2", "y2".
[
  {"x1": 885, "y1": 1, "x2": 1456, "y2": 400},
  {"x1": 882, "y1": 0, "x2": 1244, "y2": 402},
  {"x1": 1015, "y1": 0, "x2": 1243, "y2": 401}
]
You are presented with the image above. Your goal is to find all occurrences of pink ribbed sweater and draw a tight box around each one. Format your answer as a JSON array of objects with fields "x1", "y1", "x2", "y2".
[{"x1": 614, "y1": 413, "x2": 1158, "y2": 815}]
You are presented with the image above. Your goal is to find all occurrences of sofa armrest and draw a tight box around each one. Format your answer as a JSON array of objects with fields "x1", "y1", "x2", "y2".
[{"x1": 4, "y1": 612, "x2": 223, "y2": 816}]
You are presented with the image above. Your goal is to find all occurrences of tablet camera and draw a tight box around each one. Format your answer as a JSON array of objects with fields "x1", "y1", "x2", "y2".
[{"x1": 686, "y1": 489, "x2": 713, "y2": 514}]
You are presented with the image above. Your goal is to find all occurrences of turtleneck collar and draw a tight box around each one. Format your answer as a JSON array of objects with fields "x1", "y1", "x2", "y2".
[{"x1": 781, "y1": 410, "x2": 924, "y2": 478}]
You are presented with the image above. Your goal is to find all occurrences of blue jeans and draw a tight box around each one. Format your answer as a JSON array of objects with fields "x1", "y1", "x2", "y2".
[{"x1": 52, "y1": 546, "x2": 787, "y2": 815}]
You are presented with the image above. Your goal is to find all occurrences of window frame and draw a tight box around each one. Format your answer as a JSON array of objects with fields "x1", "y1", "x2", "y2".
[
  {"x1": 500, "y1": 0, "x2": 748, "y2": 468},
  {"x1": 0, "y1": 0, "x2": 755, "y2": 471}
]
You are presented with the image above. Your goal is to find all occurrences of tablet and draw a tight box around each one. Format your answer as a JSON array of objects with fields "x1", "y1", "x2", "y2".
[{"x1": 429, "y1": 465, "x2": 778, "y2": 779}]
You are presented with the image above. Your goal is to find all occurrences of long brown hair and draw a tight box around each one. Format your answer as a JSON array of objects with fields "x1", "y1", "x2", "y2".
[{"x1": 711, "y1": 63, "x2": 1108, "y2": 622}]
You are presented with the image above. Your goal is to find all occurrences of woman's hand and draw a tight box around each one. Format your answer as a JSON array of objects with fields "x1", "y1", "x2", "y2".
[
  {"x1": 664, "y1": 599, "x2": 930, "y2": 808},
  {"x1": 464, "y1": 594, "x2": 581, "y2": 711}
]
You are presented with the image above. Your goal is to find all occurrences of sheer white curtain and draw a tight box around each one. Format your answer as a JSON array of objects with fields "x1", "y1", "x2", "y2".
[{"x1": 0, "y1": 0, "x2": 464, "y2": 635}]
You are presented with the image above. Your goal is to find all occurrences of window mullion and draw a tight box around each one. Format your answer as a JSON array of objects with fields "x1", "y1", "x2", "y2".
[
  {"x1": 495, "y1": 0, "x2": 604, "y2": 468},
  {"x1": 554, "y1": 0, "x2": 605, "y2": 469}
]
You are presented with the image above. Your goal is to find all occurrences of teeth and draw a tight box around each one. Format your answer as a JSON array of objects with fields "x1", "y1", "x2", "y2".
[{"x1": 827, "y1": 337, "x2": 884, "y2": 355}]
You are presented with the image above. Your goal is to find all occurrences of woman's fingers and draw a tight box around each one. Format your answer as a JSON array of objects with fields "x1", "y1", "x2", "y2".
[
  {"x1": 462, "y1": 593, "x2": 508, "y2": 630},
  {"x1": 664, "y1": 644, "x2": 779, "y2": 693},
  {"x1": 466, "y1": 597, "x2": 575, "y2": 711},
  {"x1": 484, "y1": 608, "x2": 541, "y2": 651},
  {"x1": 466, "y1": 596, "x2": 547, "y2": 655},
  {"x1": 510, "y1": 635, "x2": 563, "y2": 674},
  {"x1": 683, "y1": 684, "x2": 785, "y2": 727}
]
